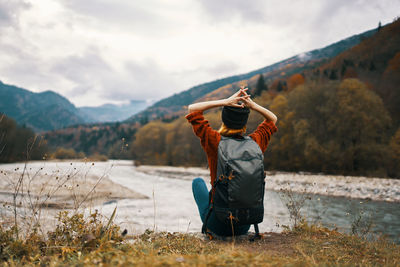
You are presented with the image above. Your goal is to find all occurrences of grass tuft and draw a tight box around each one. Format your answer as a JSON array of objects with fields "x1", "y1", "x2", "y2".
[{"x1": 1, "y1": 216, "x2": 399, "y2": 266}]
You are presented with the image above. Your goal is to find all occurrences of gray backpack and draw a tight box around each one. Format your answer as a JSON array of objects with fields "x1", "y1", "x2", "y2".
[{"x1": 202, "y1": 136, "x2": 265, "y2": 237}]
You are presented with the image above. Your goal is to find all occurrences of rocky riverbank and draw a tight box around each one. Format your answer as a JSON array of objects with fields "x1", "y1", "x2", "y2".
[
  {"x1": 135, "y1": 165, "x2": 400, "y2": 202},
  {"x1": 0, "y1": 161, "x2": 147, "y2": 230}
]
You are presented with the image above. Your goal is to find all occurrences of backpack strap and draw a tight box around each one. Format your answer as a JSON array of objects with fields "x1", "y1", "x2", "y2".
[
  {"x1": 202, "y1": 189, "x2": 215, "y2": 239},
  {"x1": 254, "y1": 224, "x2": 260, "y2": 236},
  {"x1": 249, "y1": 224, "x2": 262, "y2": 241},
  {"x1": 201, "y1": 205, "x2": 213, "y2": 238}
]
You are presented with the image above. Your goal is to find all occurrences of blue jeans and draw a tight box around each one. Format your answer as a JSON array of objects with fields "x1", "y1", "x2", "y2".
[{"x1": 192, "y1": 177, "x2": 250, "y2": 236}]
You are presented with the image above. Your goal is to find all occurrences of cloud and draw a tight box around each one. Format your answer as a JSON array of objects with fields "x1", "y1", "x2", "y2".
[
  {"x1": 0, "y1": 0, "x2": 31, "y2": 28},
  {"x1": 0, "y1": 0, "x2": 399, "y2": 107},
  {"x1": 197, "y1": 0, "x2": 267, "y2": 23},
  {"x1": 51, "y1": 48, "x2": 112, "y2": 88},
  {"x1": 50, "y1": 48, "x2": 123, "y2": 104},
  {"x1": 0, "y1": 35, "x2": 57, "y2": 91},
  {"x1": 59, "y1": 0, "x2": 186, "y2": 37},
  {"x1": 50, "y1": 49, "x2": 180, "y2": 105},
  {"x1": 120, "y1": 59, "x2": 179, "y2": 100}
]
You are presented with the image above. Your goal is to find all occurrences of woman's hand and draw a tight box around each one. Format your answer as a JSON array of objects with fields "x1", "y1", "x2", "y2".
[
  {"x1": 242, "y1": 94, "x2": 256, "y2": 109},
  {"x1": 237, "y1": 85, "x2": 277, "y2": 123},
  {"x1": 224, "y1": 87, "x2": 250, "y2": 108},
  {"x1": 235, "y1": 86, "x2": 255, "y2": 109}
]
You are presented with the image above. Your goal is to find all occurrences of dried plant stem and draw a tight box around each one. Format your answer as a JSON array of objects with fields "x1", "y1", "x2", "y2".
[{"x1": 152, "y1": 186, "x2": 156, "y2": 232}]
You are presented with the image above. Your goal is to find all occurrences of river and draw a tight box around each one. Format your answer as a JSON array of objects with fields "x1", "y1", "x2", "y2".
[
  {"x1": 1, "y1": 160, "x2": 399, "y2": 243},
  {"x1": 101, "y1": 161, "x2": 400, "y2": 243}
]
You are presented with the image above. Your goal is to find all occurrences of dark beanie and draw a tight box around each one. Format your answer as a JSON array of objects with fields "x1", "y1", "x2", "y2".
[{"x1": 221, "y1": 106, "x2": 250, "y2": 129}]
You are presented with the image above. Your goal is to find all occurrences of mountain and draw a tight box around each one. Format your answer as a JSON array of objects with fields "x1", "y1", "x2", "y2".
[
  {"x1": 0, "y1": 81, "x2": 85, "y2": 132},
  {"x1": 78, "y1": 100, "x2": 150, "y2": 123},
  {"x1": 45, "y1": 22, "x2": 394, "y2": 157},
  {"x1": 0, "y1": 81, "x2": 151, "y2": 132},
  {"x1": 128, "y1": 19, "x2": 400, "y2": 177},
  {"x1": 126, "y1": 27, "x2": 378, "y2": 123},
  {"x1": 317, "y1": 19, "x2": 400, "y2": 125}
]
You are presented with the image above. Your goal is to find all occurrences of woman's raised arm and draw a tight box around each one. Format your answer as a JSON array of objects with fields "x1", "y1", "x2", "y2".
[{"x1": 188, "y1": 89, "x2": 250, "y2": 113}]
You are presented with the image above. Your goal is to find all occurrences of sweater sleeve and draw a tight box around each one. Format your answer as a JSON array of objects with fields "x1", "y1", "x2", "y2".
[
  {"x1": 249, "y1": 120, "x2": 278, "y2": 153},
  {"x1": 185, "y1": 111, "x2": 221, "y2": 155}
]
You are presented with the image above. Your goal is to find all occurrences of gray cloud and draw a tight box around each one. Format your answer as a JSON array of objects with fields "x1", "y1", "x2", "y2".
[
  {"x1": 0, "y1": 0, "x2": 399, "y2": 107},
  {"x1": 171, "y1": 61, "x2": 240, "y2": 81},
  {"x1": 51, "y1": 48, "x2": 112, "y2": 87},
  {"x1": 0, "y1": 36, "x2": 54, "y2": 90},
  {"x1": 60, "y1": 0, "x2": 180, "y2": 37},
  {"x1": 50, "y1": 48, "x2": 119, "y2": 104},
  {"x1": 307, "y1": 0, "x2": 392, "y2": 46},
  {"x1": 120, "y1": 59, "x2": 179, "y2": 100},
  {"x1": 50, "y1": 48, "x2": 180, "y2": 103},
  {"x1": 205, "y1": 61, "x2": 240, "y2": 75},
  {"x1": 0, "y1": 0, "x2": 31, "y2": 28},
  {"x1": 197, "y1": 0, "x2": 267, "y2": 22}
]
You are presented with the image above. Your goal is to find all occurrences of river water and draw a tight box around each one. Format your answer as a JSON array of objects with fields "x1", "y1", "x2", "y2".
[
  {"x1": 96, "y1": 161, "x2": 400, "y2": 243},
  {"x1": 1, "y1": 160, "x2": 399, "y2": 243}
]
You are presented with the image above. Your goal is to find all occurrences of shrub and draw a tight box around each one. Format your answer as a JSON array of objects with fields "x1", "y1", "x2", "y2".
[
  {"x1": 52, "y1": 147, "x2": 81, "y2": 159},
  {"x1": 0, "y1": 209, "x2": 123, "y2": 263}
]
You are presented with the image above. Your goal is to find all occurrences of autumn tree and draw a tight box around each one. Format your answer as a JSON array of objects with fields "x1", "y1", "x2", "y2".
[
  {"x1": 108, "y1": 139, "x2": 132, "y2": 159},
  {"x1": 380, "y1": 52, "x2": 400, "y2": 126},
  {"x1": 129, "y1": 79, "x2": 395, "y2": 177},
  {"x1": 253, "y1": 74, "x2": 268, "y2": 97},
  {"x1": 329, "y1": 69, "x2": 338, "y2": 80},
  {"x1": 131, "y1": 121, "x2": 169, "y2": 165},
  {"x1": 131, "y1": 117, "x2": 207, "y2": 166},
  {"x1": 389, "y1": 128, "x2": 400, "y2": 177},
  {"x1": 331, "y1": 79, "x2": 391, "y2": 175},
  {"x1": 265, "y1": 79, "x2": 392, "y2": 176},
  {"x1": 265, "y1": 94, "x2": 298, "y2": 170},
  {"x1": 270, "y1": 79, "x2": 287, "y2": 92},
  {"x1": 0, "y1": 114, "x2": 47, "y2": 162},
  {"x1": 287, "y1": 73, "x2": 305, "y2": 91}
]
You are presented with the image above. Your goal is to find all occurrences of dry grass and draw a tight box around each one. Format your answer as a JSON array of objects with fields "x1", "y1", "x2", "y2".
[
  {"x1": 1, "y1": 218, "x2": 399, "y2": 266},
  {"x1": 1, "y1": 161, "x2": 398, "y2": 266}
]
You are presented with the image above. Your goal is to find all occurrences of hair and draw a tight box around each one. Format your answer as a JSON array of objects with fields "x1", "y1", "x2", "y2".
[{"x1": 218, "y1": 123, "x2": 246, "y2": 137}]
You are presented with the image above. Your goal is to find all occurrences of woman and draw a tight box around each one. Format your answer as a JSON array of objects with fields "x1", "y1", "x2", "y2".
[{"x1": 186, "y1": 86, "x2": 278, "y2": 236}]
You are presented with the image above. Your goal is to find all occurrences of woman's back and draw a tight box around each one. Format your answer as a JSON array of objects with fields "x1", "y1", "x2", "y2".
[{"x1": 186, "y1": 87, "x2": 278, "y2": 237}]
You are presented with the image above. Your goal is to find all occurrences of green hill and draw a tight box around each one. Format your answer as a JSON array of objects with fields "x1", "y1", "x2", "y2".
[{"x1": 0, "y1": 81, "x2": 85, "y2": 132}]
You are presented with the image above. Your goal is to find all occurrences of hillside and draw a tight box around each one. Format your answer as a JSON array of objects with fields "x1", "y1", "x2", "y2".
[
  {"x1": 0, "y1": 81, "x2": 85, "y2": 132},
  {"x1": 316, "y1": 19, "x2": 400, "y2": 126},
  {"x1": 0, "y1": 113, "x2": 47, "y2": 162},
  {"x1": 129, "y1": 19, "x2": 400, "y2": 178},
  {"x1": 126, "y1": 27, "x2": 377, "y2": 124},
  {"x1": 43, "y1": 20, "x2": 400, "y2": 173},
  {"x1": 0, "y1": 81, "x2": 150, "y2": 132},
  {"x1": 44, "y1": 121, "x2": 139, "y2": 157}
]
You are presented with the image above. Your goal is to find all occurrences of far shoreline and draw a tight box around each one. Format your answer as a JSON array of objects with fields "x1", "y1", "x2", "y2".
[
  {"x1": 135, "y1": 164, "x2": 400, "y2": 203},
  {"x1": 1, "y1": 160, "x2": 399, "y2": 203}
]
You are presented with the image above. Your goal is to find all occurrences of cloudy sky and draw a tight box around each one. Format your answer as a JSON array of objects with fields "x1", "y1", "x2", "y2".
[{"x1": 0, "y1": 0, "x2": 398, "y2": 107}]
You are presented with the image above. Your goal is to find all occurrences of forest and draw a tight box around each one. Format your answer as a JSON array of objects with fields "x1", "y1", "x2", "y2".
[
  {"x1": 130, "y1": 20, "x2": 400, "y2": 178},
  {"x1": 0, "y1": 114, "x2": 47, "y2": 162},
  {"x1": 130, "y1": 77, "x2": 400, "y2": 178}
]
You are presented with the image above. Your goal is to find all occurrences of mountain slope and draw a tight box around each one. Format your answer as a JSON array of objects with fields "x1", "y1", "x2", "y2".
[
  {"x1": 0, "y1": 81, "x2": 85, "y2": 132},
  {"x1": 317, "y1": 19, "x2": 400, "y2": 125},
  {"x1": 128, "y1": 19, "x2": 400, "y2": 176},
  {"x1": 44, "y1": 21, "x2": 400, "y2": 159},
  {"x1": 126, "y1": 27, "x2": 377, "y2": 123}
]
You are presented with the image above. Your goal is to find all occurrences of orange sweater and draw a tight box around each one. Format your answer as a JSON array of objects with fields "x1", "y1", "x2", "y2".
[{"x1": 185, "y1": 111, "x2": 278, "y2": 185}]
